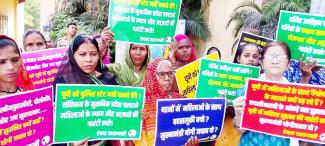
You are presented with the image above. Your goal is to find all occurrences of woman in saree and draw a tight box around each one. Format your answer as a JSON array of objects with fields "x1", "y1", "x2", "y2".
[
  {"x1": 0, "y1": 35, "x2": 34, "y2": 96},
  {"x1": 53, "y1": 35, "x2": 118, "y2": 146}
]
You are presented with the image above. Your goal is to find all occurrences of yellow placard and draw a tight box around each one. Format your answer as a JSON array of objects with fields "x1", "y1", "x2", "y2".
[{"x1": 175, "y1": 52, "x2": 219, "y2": 98}]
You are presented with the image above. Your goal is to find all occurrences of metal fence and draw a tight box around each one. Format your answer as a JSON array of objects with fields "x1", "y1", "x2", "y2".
[{"x1": 0, "y1": 11, "x2": 8, "y2": 35}]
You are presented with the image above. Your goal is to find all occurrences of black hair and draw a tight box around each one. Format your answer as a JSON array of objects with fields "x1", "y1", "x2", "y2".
[
  {"x1": 0, "y1": 35, "x2": 20, "y2": 55},
  {"x1": 233, "y1": 43, "x2": 260, "y2": 64},
  {"x1": 67, "y1": 22, "x2": 77, "y2": 28},
  {"x1": 207, "y1": 47, "x2": 221, "y2": 59}
]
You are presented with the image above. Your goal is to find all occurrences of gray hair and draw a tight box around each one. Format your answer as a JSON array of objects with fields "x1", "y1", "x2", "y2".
[{"x1": 156, "y1": 59, "x2": 173, "y2": 72}]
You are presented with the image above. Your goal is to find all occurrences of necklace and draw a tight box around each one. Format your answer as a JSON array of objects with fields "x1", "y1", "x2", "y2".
[{"x1": 0, "y1": 87, "x2": 21, "y2": 94}]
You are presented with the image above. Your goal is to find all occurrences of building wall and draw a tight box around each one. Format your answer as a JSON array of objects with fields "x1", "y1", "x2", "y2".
[
  {"x1": 0, "y1": 0, "x2": 17, "y2": 39},
  {"x1": 205, "y1": 0, "x2": 262, "y2": 62}
]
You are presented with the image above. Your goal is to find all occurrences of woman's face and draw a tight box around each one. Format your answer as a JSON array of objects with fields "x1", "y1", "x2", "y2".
[
  {"x1": 74, "y1": 43, "x2": 99, "y2": 75},
  {"x1": 0, "y1": 46, "x2": 22, "y2": 83},
  {"x1": 156, "y1": 62, "x2": 174, "y2": 92},
  {"x1": 25, "y1": 33, "x2": 46, "y2": 51},
  {"x1": 237, "y1": 45, "x2": 260, "y2": 66},
  {"x1": 175, "y1": 39, "x2": 191, "y2": 62},
  {"x1": 129, "y1": 44, "x2": 148, "y2": 67},
  {"x1": 262, "y1": 46, "x2": 289, "y2": 76}
]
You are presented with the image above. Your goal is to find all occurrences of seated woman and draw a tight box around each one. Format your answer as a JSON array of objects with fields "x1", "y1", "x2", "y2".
[
  {"x1": 233, "y1": 41, "x2": 298, "y2": 146},
  {"x1": 0, "y1": 35, "x2": 34, "y2": 96},
  {"x1": 22, "y1": 29, "x2": 47, "y2": 52},
  {"x1": 53, "y1": 35, "x2": 118, "y2": 146},
  {"x1": 134, "y1": 59, "x2": 183, "y2": 146}
]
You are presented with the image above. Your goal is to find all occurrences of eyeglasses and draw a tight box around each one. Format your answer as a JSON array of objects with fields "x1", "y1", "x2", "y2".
[
  {"x1": 263, "y1": 54, "x2": 288, "y2": 61},
  {"x1": 156, "y1": 71, "x2": 175, "y2": 78}
]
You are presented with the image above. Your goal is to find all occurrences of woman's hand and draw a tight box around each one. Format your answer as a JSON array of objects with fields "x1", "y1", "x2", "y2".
[
  {"x1": 168, "y1": 43, "x2": 178, "y2": 69},
  {"x1": 299, "y1": 54, "x2": 317, "y2": 84},
  {"x1": 233, "y1": 96, "x2": 246, "y2": 132},
  {"x1": 184, "y1": 136, "x2": 199, "y2": 146},
  {"x1": 101, "y1": 27, "x2": 115, "y2": 47}
]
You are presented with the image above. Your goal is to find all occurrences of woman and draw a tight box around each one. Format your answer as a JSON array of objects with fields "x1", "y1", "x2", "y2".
[
  {"x1": 94, "y1": 34, "x2": 110, "y2": 64},
  {"x1": 169, "y1": 34, "x2": 197, "y2": 69},
  {"x1": 206, "y1": 47, "x2": 221, "y2": 59},
  {"x1": 23, "y1": 29, "x2": 47, "y2": 52},
  {"x1": 107, "y1": 43, "x2": 150, "y2": 87},
  {"x1": 0, "y1": 35, "x2": 34, "y2": 96},
  {"x1": 233, "y1": 41, "x2": 297, "y2": 146},
  {"x1": 233, "y1": 43, "x2": 260, "y2": 66},
  {"x1": 53, "y1": 35, "x2": 117, "y2": 146},
  {"x1": 134, "y1": 59, "x2": 183, "y2": 146}
]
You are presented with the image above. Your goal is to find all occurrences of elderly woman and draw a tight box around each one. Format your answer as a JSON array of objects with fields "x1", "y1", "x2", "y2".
[
  {"x1": 134, "y1": 59, "x2": 183, "y2": 146},
  {"x1": 233, "y1": 41, "x2": 299, "y2": 146},
  {"x1": 0, "y1": 35, "x2": 34, "y2": 96},
  {"x1": 22, "y1": 29, "x2": 47, "y2": 52}
]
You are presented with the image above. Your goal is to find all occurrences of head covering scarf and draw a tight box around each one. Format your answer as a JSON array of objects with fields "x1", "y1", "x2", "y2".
[
  {"x1": 108, "y1": 44, "x2": 150, "y2": 86},
  {"x1": 134, "y1": 58, "x2": 183, "y2": 146},
  {"x1": 174, "y1": 34, "x2": 197, "y2": 63},
  {"x1": 54, "y1": 35, "x2": 107, "y2": 85},
  {"x1": 0, "y1": 35, "x2": 34, "y2": 91}
]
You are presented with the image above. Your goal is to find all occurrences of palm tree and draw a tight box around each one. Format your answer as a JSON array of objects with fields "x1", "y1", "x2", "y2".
[
  {"x1": 180, "y1": 0, "x2": 212, "y2": 41},
  {"x1": 227, "y1": 0, "x2": 311, "y2": 39}
]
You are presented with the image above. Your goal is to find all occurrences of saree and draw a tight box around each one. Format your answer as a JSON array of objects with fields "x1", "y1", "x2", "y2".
[
  {"x1": 134, "y1": 58, "x2": 183, "y2": 146},
  {"x1": 107, "y1": 44, "x2": 150, "y2": 86}
]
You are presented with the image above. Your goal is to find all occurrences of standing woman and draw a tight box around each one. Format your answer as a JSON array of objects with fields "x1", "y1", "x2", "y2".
[
  {"x1": 0, "y1": 35, "x2": 34, "y2": 96},
  {"x1": 107, "y1": 43, "x2": 150, "y2": 87},
  {"x1": 233, "y1": 41, "x2": 297, "y2": 146},
  {"x1": 22, "y1": 29, "x2": 47, "y2": 52},
  {"x1": 233, "y1": 43, "x2": 260, "y2": 66},
  {"x1": 169, "y1": 34, "x2": 197, "y2": 69},
  {"x1": 53, "y1": 35, "x2": 117, "y2": 146}
]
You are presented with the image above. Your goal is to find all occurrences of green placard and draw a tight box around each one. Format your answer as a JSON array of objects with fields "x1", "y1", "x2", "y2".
[
  {"x1": 54, "y1": 84, "x2": 145, "y2": 143},
  {"x1": 108, "y1": 0, "x2": 182, "y2": 44},
  {"x1": 277, "y1": 11, "x2": 325, "y2": 66},
  {"x1": 195, "y1": 59, "x2": 260, "y2": 105}
]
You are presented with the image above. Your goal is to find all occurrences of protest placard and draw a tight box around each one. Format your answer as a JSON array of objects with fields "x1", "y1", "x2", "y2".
[
  {"x1": 233, "y1": 32, "x2": 273, "y2": 62},
  {"x1": 241, "y1": 79, "x2": 325, "y2": 144},
  {"x1": 176, "y1": 52, "x2": 219, "y2": 98},
  {"x1": 196, "y1": 59, "x2": 260, "y2": 105},
  {"x1": 54, "y1": 84, "x2": 145, "y2": 143},
  {"x1": 155, "y1": 98, "x2": 226, "y2": 146},
  {"x1": 108, "y1": 0, "x2": 182, "y2": 44},
  {"x1": 21, "y1": 48, "x2": 67, "y2": 89},
  {"x1": 0, "y1": 87, "x2": 53, "y2": 146},
  {"x1": 277, "y1": 11, "x2": 325, "y2": 66}
]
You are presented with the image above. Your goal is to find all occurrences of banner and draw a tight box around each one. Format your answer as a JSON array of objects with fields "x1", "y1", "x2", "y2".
[
  {"x1": 108, "y1": 0, "x2": 182, "y2": 44},
  {"x1": 196, "y1": 59, "x2": 260, "y2": 105},
  {"x1": 176, "y1": 52, "x2": 219, "y2": 98},
  {"x1": 21, "y1": 48, "x2": 67, "y2": 89},
  {"x1": 0, "y1": 87, "x2": 53, "y2": 146},
  {"x1": 277, "y1": 11, "x2": 325, "y2": 66},
  {"x1": 242, "y1": 79, "x2": 325, "y2": 144},
  {"x1": 54, "y1": 84, "x2": 145, "y2": 143},
  {"x1": 155, "y1": 98, "x2": 226, "y2": 146},
  {"x1": 234, "y1": 32, "x2": 273, "y2": 62}
]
